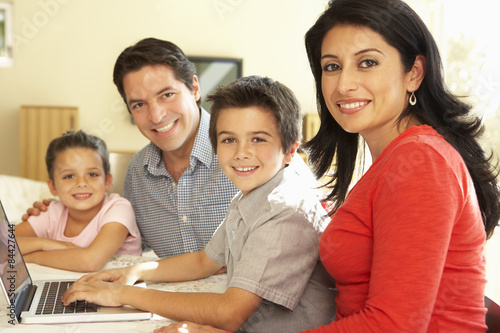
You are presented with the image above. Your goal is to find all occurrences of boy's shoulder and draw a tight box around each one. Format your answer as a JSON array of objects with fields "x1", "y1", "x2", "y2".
[
  {"x1": 269, "y1": 168, "x2": 324, "y2": 212},
  {"x1": 272, "y1": 156, "x2": 320, "y2": 198},
  {"x1": 266, "y1": 164, "x2": 328, "y2": 227},
  {"x1": 233, "y1": 155, "x2": 328, "y2": 231}
]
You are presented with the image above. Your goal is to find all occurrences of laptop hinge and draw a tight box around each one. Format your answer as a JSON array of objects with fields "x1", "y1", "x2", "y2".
[{"x1": 21, "y1": 284, "x2": 37, "y2": 313}]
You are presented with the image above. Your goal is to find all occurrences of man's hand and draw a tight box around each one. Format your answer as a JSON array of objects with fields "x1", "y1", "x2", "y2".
[
  {"x1": 154, "y1": 321, "x2": 228, "y2": 333},
  {"x1": 21, "y1": 199, "x2": 53, "y2": 222}
]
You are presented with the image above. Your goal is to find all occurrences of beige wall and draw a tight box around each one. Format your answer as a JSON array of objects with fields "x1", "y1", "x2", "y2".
[{"x1": 0, "y1": 0, "x2": 434, "y2": 176}]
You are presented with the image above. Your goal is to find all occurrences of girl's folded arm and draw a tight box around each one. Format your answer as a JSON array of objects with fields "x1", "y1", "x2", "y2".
[
  {"x1": 17, "y1": 237, "x2": 79, "y2": 254},
  {"x1": 23, "y1": 222, "x2": 129, "y2": 272}
]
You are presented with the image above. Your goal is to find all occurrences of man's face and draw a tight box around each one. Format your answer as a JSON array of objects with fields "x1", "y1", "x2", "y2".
[{"x1": 124, "y1": 65, "x2": 201, "y2": 157}]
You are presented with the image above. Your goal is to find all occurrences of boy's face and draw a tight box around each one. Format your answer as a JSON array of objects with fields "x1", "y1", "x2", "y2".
[
  {"x1": 48, "y1": 147, "x2": 112, "y2": 216},
  {"x1": 216, "y1": 106, "x2": 295, "y2": 196}
]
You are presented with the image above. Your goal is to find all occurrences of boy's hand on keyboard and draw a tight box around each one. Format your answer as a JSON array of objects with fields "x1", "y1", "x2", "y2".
[
  {"x1": 76, "y1": 261, "x2": 159, "y2": 286},
  {"x1": 61, "y1": 280, "x2": 125, "y2": 307},
  {"x1": 75, "y1": 266, "x2": 139, "y2": 285}
]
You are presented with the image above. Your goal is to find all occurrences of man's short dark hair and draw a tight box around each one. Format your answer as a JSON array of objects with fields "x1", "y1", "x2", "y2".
[{"x1": 113, "y1": 38, "x2": 200, "y2": 112}]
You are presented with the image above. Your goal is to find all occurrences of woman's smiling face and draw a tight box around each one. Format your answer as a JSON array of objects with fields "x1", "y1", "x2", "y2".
[{"x1": 320, "y1": 24, "x2": 414, "y2": 148}]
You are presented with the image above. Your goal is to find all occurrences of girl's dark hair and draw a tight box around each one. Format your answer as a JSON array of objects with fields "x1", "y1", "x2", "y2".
[
  {"x1": 303, "y1": 0, "x2": 499, "y2": 238},
  {"x1": 113, "y1": 37, "x2": 199, "y2": 112},
  {"x1": 46, "y1": 130, "x2": 110, "y2": 180}
]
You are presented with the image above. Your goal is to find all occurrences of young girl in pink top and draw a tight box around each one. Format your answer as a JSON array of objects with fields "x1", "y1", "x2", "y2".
[{"x1": 15, "y1": 130, "x2": 141, "y2": 272}]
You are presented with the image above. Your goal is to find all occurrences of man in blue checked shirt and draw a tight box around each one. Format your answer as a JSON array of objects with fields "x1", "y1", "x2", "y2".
[{"x1": 111, "y1": 38, "x2": 239, "y2": 258}]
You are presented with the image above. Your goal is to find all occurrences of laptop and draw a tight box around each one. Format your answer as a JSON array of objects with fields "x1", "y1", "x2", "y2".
[{"x1": 0, "y1": 200, "x2": 152, "y2": 324}]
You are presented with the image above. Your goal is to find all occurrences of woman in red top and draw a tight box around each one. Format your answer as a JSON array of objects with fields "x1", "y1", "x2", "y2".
[
  {"x1": 300, "y1": 0, "x2": 499, "y2": 331},
  {"x1": 156, "y1": 0, "x2": 500, "y2": 332}
]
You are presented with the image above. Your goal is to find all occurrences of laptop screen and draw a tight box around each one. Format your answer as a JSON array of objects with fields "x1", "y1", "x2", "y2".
[{"x1": 0, "y1": 201, "x2": 32, "y2": 322}]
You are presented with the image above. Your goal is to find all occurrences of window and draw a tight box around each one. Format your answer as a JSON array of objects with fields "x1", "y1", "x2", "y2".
[
  {"x1": 0, "y1": 2, "x2": 13, "y2": 67},
  {"x1": 437, "y1": 0, "x2": 499, "y2": 150}
]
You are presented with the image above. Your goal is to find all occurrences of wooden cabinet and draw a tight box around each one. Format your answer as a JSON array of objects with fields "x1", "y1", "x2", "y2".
[{"x1": 20, "y1": 105, "x2": 79, "y2": 181}]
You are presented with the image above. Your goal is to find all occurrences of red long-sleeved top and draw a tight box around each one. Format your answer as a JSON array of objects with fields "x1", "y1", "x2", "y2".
[{"x1": 304, "y1": 126, "x2": 487, "y2": 333}]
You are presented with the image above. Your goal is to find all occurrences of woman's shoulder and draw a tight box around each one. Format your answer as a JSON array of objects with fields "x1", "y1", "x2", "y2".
[
  {"x1": 389, "y1": 125, "x2": 462, "y2": 163},
  {"x1": 377, "y1": 125, "x2": 470, "y2": 187},
  {"x1": 393, "y1": 125, "x2": 442, "y2": 146}
]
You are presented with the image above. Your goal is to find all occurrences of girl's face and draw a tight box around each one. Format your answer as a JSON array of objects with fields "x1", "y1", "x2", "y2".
[
  {"x1": 48, "y1": 147, "x2": 112, "y2": 216},
  {"x1": 320, "y1": 24, "x2": 420, "y2": 156},
  {"x1": 216, "y1": 107, "x2": 295, "y2": 197}
]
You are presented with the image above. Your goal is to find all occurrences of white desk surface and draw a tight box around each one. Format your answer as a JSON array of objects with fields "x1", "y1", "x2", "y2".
[{"x1": 0, "y1": 254, "x2": 227, "y2": 332}]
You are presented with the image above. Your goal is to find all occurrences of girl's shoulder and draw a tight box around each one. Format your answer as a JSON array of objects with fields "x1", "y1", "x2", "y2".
[{"x1": 101, "y1": 193, "x2": 133, "y2": 208}]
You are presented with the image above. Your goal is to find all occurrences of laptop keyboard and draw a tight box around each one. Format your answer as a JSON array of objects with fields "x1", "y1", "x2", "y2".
[{"x1": 36, "y1": 281, "x2": 98, "y2": 315}]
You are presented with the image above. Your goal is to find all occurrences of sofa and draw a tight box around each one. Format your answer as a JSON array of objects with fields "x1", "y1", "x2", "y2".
[{"x1": 0, "y1": 174, "x2": 55, "y2": 224}]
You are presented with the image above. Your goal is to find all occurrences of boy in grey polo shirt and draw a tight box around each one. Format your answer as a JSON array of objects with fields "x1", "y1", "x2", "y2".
[
  {"x1": 204, "y1": 76, "x2": 336, "y2": 332},
  {"x1": 62, "y1": 76, "x2": 336, "y2": 333}
]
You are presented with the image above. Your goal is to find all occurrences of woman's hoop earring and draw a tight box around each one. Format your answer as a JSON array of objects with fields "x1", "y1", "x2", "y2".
[{"x1": 409, "y1": 91, "x2": 417, "y2": 106}]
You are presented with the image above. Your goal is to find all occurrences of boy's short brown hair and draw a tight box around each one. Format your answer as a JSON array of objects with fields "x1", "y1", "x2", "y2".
[{"x1": 207, "y1": 75, "x2": 302, "y2": 153}]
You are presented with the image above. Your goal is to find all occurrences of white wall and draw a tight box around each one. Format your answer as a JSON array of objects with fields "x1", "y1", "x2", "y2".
[{"x1": 0, "y1": 0, "x2": 329, "y2": 175}]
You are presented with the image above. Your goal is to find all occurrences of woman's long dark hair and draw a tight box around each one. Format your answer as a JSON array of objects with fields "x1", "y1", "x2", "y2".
[{"x1": 303, "y1": 0, "x2": 500, "y2": 238}]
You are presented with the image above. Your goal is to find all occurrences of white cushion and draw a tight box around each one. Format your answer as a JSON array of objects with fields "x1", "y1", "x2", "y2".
[{"x1": 0, "y1": 175, "x2": 56, "y2": 224}]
